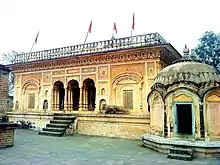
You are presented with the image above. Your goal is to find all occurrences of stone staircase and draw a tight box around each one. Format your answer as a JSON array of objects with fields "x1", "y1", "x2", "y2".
[
  {"x1": 167, "y1": 147, "x2": 195, "y2": 161},
  {"x1": 39, "y1": 113, "x2": 76, "y2": 137}
]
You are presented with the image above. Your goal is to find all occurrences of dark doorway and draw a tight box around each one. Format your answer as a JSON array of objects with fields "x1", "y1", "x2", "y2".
[
  {"x1": 176, "y1": 104, "x2": 192, "y2": 135},
  {"x1": 67, "y1": 80, "x2": 80, "y2": 111},
  {"x1": 83, "y1": 78, "x2": 96, "y2": 111},
  {"x1": 54, "y1": 81, "x2": 65, "y2": 110}
]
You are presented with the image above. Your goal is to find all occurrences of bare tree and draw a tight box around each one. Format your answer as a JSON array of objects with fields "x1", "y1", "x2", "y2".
[{"x1": 1, "y1": 51, "x2": 19, "y2": 96}]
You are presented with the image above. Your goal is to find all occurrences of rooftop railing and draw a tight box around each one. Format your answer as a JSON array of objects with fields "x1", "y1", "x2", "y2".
[{"x1": 13, "y1": 32, "x2": 167, "y2": 64}]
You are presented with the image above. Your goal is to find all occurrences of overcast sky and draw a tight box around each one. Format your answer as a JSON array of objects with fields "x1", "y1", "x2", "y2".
[{"x1": 0, "y1": 0, "x2": 219, "y2": 61}]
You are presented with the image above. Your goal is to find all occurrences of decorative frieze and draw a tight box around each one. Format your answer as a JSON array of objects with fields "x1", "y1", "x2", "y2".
[
  {"x1": 43, "y1": 71, "x2": 51, "y2": 84},
  {"x1": 81, "y1": 67, "x2": 96, "y2": 73},
  {"x1": 10, "y1": 47, "x2": 162, "y2": 73},
  {"x1": 98, "y1": 66, "x2": 108, "y2": 80},
  {"x1": 111, "y1": 63, "x2": 145, "y2": 79},
  {"x1": 52, "y1": 70, "x2": 65, "y2": 75},
  {"x1": 66, "y1": 68, "x2": 80, "y2": 74}
]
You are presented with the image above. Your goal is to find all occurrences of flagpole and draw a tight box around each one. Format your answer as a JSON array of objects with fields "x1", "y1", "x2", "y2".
[
  {"x1": 29, "y1": 41, "x2": 35, "y2": 53},
  {"x1": 81, "y1": 31, "x2": 89, "y2": 54},
  {"x1": 112, "y1": 28, "x2": 115, "y2": 39}
]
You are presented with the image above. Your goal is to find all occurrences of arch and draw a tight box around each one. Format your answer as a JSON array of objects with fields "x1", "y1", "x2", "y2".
[
  {"x1": 21, "y1": 79, "x2": 39, "y2": 110},
  {"x1": 82, "y1": 78, "x2": 96, "y2": 111},
  {"x1": 148, "y1": 91, "x2": 164, "y2": 136},
  {"x1": 112, "y1": 73, "x2": 142, "y2": 111},
  {"x1": 147, "y1": 89, "x2": 163, "y2": 105},
  {"x1": 22, "y1": 79, "x2": 40, "y2": 93},
  {"x1": 203, "y1": 89, "x2": 220, "y2": 138},
  {"x1": 163, "y1": 87, "x2": 201, "y2": 102},
  {"x1": 43, "y1": 100, "x2": 48, "y2": 110},
  {"x1": 101, "y1": 88, "x2": 105, "y2": 95},
  {"x1": 99, "y1": 99, "x2": 106, "y2": 110},
  {"x1": 53, "y1": 81, "x2": 65, "y2": 110},
  {"x1": 112, "y1": 72, "x2": 143, "y2": 88},
  {"x1": 45, "y1": 90, "x2": 49, "y2": 97},
  {"x1": 164, "y1": 88, "x2": 200, "y2": 138},
  {"x1": 201, "y1": 86, "x2": 220, "y2": 102},
  {"x1": 67, "y1": 80, "x2": 80, "y2": 111}
]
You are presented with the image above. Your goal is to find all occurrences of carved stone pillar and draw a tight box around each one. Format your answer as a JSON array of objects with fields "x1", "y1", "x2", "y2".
[
  {"x1": 164, "y1": 104, "x2": 168, "y2": 137},
  {"x1": 199, "y1": 102, "x2": 205, "y2": 138},
  {"x1": 64, "y1": 87, "x2": 68, "y2": 112},
  {"x1": 79, "y1": 88, "x2": 83, "y2": 111}
]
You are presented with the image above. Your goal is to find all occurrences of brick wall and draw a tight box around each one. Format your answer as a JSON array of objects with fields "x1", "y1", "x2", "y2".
[
  {"x1": 0, "y1": 66, "x2": 10, "y2": 115},
  {"x1": 0, "y1": 128, "x2": 15, "y2": 148}
]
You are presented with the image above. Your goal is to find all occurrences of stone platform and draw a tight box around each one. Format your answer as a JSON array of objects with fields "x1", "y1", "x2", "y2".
[{"x1": 141, "y1": 134, "x2": 220, "y2": 158}]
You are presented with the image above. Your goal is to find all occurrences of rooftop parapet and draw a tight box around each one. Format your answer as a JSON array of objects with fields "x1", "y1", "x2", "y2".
[{"x1": 13, "y1": 32, "x2": 167, "y2": 64}]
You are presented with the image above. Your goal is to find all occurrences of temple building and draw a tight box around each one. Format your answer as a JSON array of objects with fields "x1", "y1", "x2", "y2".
[
  {"x1": 7, "y1": 33, "x2": 181, "y2": 139},
  {"x1": 142, "y1": 45, "x2": 220, "y2": 158}
]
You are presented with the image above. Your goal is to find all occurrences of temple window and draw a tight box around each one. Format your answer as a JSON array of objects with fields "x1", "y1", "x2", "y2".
[
  {"x1": 45, "y1": 90, "x2": 48, "y2": 97},
  {"x1": 123, "y1": 90, "x2": 133, "y2": 109},
  {"x1": 28, "y1": 93, "x2": 35, "y2": 109},
  {"x1": 101, "y1": 88, "x2": 105, "y2": 95}
]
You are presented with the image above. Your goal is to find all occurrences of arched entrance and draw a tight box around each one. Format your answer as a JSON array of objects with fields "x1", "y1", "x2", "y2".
[
  {"x1": 67, "y1": 80, "x2": 80, "y2": 111},
  {"x1": 82, "y1": 78, "x2": 96, "y2": 111},
  {"x1": 99, "y1": 99, "x2": 106, "y2": 110},
  {"x1": 53, "y1": 81, "x2": 65, "y2": 110}
]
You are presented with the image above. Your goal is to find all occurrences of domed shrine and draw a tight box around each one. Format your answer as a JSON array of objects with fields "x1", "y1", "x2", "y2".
[{"x1": 142, "y1": 45, "x2": 220, "y2": 158}]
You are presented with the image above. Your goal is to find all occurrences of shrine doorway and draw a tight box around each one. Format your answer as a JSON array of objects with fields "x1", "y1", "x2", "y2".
[
  {"x1": 67, "y1": 80, "x2": 80, "y2": 111},
  {"x1": 175, "y1": 103, "x2": 193, "y2": 135},
  {"x1": 82, "y1": 78, "x2": 96, "y2": 111}
]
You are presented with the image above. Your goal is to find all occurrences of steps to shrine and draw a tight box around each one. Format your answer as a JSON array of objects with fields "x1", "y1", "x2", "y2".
[
  {"x1": 39, "y1": 114, "x2": 76, "y2": 137},
  {"x1": 167, "y1": 147, "x2": 195, "y2": 161}
]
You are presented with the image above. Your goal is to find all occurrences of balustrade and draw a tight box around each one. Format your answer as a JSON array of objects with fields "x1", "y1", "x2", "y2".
[{"x1": 13, "y1": 33, "x2": 167, "y2": 64}]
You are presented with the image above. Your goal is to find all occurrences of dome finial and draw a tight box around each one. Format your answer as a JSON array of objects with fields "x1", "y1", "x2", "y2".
[{"x1": 183, "y1": 44, "x2": 190, "y2": 56}]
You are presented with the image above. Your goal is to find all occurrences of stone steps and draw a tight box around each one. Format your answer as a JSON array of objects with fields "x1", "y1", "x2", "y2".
[
  {"x1": 43, "y1": 127, "x2": 66, "y2": 133},
  {"x1": 53, "y1": 116, "x2": 76, "y2": 120},
  {"x1": 39, "y1": 114, "x2": 76, "y2": 137},
  {"x1": 167, "y1": 147, "x2": 195, "y2": 161},
  {"x1": 50, "y1": 120, "x2": 73, "y2": 124},
  {"x1": 46, "y1": 123, "x2": 69, "y2": 128},
  {"x1": 39, "y1": 131, "x2": 63, "y2": 137}
]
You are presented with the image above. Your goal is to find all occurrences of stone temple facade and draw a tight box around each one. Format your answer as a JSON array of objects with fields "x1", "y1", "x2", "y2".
[
  {"x1": 0, "y1": 64, "x2": 10, "y2": 115},
  {"x1": 7, "y1": 33, "x2": 182, "y2": 139}
]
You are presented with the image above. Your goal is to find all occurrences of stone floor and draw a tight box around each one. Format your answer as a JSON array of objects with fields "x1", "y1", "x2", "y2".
[{"x1": 0, "y1": 130, "x2": 220, "y2": 165}]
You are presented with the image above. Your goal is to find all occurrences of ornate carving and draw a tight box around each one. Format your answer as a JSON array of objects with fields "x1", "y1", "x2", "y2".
[
  {"x1": 52, "y1": 77, "x2": 65, "y2": 84},
  {"x1": 52, "y1": 70, "x2": 65, "y2": 75},
  {"x1": 21, "y1": 73, "x2": 42, "y2": 85},
  {"x1": 66, "y1": 68, "x2": 80, "y2": 74},
  {"x1": 147, "y1": 62, "x2": 155, "y2": 77},
  {"x1": 82, "y1": 74, "x2": 96, "y2": 82},
  {"x1": 111, "y1": 63, "x2": 145, "y2": 79},
  {"x1": 98, "y1": 66, "x2": 108, "y2": 80},
  {"x1": 173, "y1": 94, "x2": 193, "y2": 102},
  {"x1": 43, "y1": 71, "x2": 51, "y2": 84},
  {"x1": 11, "y1": 47, "x2": 162, "y2": 73},
  {"x1": 81, "y1": 67, "x2": 96, "y2": 73},
  {"x1": 67, "y1": 76, "x2": 80, "y2": 83},
  {"x1": 22, "y1": 78, "x2": 40, "y2": 93},
  {"x1": 207, "y1": 95, "x2": 220, "y2": 102}
]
